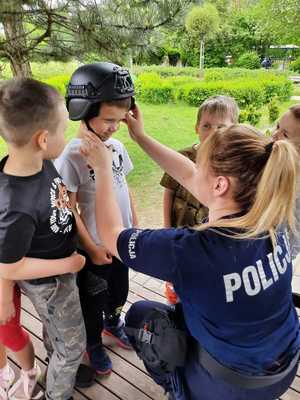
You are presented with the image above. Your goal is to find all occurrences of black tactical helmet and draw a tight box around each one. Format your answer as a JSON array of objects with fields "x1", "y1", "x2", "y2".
[{"x1": 66, "y1": 62, "x2": 135, "y2": 121}]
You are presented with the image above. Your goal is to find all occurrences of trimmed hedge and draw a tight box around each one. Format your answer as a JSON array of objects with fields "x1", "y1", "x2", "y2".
[
  {"x1": 133, "y1": 65, "x2": 199, "y2": 78},
  {"x1": 135, "y1": 72, "x2": 292, "y2": 109},
  {"x1": 41, "y1": 68, "x2": 292, "y2": 110},
  {"x1": 179, "y1": 79, "x2": 265, "y2": 108},
  {"x1": 133, "y1": 65, "x2": 288, "y2": 80}
]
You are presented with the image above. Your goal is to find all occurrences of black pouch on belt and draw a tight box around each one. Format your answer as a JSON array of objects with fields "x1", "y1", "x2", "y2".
[{"x1": 125, "y1": 304, "x2": 188, "y2": 373}]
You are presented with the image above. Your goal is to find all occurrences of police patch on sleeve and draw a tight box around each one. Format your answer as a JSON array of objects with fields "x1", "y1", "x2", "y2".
[{"x1": 128, "y1": 229, "x2": 142, "y2": 259}]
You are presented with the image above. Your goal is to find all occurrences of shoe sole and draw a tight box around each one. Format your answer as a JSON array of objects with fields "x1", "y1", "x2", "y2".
[
  {"x1": 102, "y1": 329, "x2": 133, "y2": 350},
  {"x1": 85, "y1": 351, "x2": 112, "y2": 377},
  {"x1": 95, "y1": 368, "x2": 112, "y2": 376}
]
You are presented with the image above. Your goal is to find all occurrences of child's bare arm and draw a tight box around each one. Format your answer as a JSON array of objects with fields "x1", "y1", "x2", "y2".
[
  {"x1": 68, "y1": 191, "x2": 112, "y2": 265},
  {"x1": 129, "y1": 190, "x2": 139, "y2": 227},
  {"x1": 0, "y1": 253, "x2": 85, "y2": 281},
  {"x1": 0, "y1": 279, "x2": 15, "y2": 324},
  {"x1": 163, "y1": 188, "x2": 174, "y2": 228}
]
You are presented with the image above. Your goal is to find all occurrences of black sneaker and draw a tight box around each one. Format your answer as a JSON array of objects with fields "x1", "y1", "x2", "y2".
[{"x1": 75, "y1": 364, "x2": 96, "y2": 388}]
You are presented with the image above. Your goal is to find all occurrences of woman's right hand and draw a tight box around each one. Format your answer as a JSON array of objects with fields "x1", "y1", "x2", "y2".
[
  {"x1": 68, "y1": 253, "x2": 86, "y2": 273},
  {"x1": 124, "y1": 105, "x2": 146, "y2": 142},
  {"x1": 80, "y1": 130, "x2": 112, "y2": 172}
]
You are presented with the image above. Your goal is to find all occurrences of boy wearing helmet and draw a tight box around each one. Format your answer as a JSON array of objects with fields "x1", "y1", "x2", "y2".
[{"x1": 55, "y1": 62, "x2": 137, "y2": 379}]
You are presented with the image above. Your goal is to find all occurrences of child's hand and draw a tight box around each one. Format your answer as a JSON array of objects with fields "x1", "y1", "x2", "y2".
[
  {"x1": 89, "y1": 245, "x2": 113, "y2": 266},
  {"x1": 0, "y1": 299, "x2": 15, "y2": 325},
  {"x1": 80, "y1": 130, "x2": 112, "y2": 172},
  {"x1": 124, "y1": 105, "x2": 146, "y2": 141},
  {"x1": 68, "y1": 253, "x2": 86, "y2": 273}
]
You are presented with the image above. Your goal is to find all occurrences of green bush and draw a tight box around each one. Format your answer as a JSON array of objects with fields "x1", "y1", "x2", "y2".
[
  {"x1": 268, "y1": 97, "x2": 280, "y2": 123},
  {"x1": 239, "y1": 106, "x2": 262, "y2": 126},
  {"x1": 135, "y1": 73, "x2": 175, "y2": 104},
  {"x1": 290, "y1": 57, "x2": 300, "y2": 73},
  {"x1": 204, "y1": 68, "x2": 287, "y2": 81},
  {"x1": 180, "y1": 79, "x2": 265, "y2": 109},
  {"x1": 235, "y1": 51, "x2": 261, "y2": 70},
  {"x1": 135, "y1": 71, "x2": 290, "y2": 109},
  {"x1": 261, "y1": 77, "x2": 292, "y2": 103},
  {"x1": 133, "y1": 65, "x2": 199, "y2": 78}
]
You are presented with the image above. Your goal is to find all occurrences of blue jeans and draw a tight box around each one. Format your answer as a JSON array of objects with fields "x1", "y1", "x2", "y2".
[{"x1": 125, "y1": 300, "x2": 297, "y2": 400}]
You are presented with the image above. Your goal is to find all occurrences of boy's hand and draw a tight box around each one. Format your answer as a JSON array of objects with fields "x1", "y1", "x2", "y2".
[
  {"x1": 0, "y1": 299, "x2": 15, "y2": 325},
  {"x1": 80, "y1": 130, "x2": 112, "y2": 172},
  {"x1": 124, "y1": 105, "x2": 146, "y2": 142},
  {"x1": 68, "y1": 253, "x2": 86, "y2": 273},
  {"x1": 89, "y1": 245, "x2": 113, "y2": 266}
]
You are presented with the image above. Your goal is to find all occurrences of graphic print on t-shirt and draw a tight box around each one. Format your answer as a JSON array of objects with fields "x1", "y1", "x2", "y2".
[
  {"x1": 86, "y1": 147, "x2": 125, "y2": 188},
  {"x1": 112, "y1": 149, "x2": 124, "y2": 187},
  {"x1": 49, "y1": 177, "x2": 73, "y2": 234}
]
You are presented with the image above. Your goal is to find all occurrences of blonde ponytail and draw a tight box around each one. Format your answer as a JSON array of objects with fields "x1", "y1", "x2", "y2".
[{"x1": 197, "y1": 125, "x2": 299, "y2": 244}]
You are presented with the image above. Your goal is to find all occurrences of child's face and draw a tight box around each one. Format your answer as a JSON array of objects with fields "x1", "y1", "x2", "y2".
[
  {"x1": 196, "y1": 111, "x2": 233, "y2": 142},
  {"x1": 272, "y1": 111, "x2": 300, "y2": 150},
  {"x1": 45, "y1": 102, "x2": 68, "y2": 159},
  {"x1": 88, "y1": 103, "x2": 127, "y2": 141}
]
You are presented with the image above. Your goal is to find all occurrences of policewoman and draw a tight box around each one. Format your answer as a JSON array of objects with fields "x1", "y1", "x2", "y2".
[{"x1": 80, "y1": 105, "x2": 300, "y2": 400}]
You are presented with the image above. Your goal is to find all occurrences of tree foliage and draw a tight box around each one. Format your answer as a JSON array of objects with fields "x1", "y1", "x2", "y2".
[
  {"x1": 185, "y1": 3, "x2": 220, "y2": 40},
  {"x1": 0, "y1": 0, "x2": 192, "y2": 76}
]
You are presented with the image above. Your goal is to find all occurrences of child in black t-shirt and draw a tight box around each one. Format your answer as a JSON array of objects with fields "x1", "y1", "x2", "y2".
[{"x1": 0, "y1": 78, "x2": 86, "y2": 400}]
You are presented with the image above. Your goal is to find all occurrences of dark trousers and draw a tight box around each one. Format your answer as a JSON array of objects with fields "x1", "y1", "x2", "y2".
[
  {"x1": 125, "y1": 300, "x2": 298, "y2": 400},
  {"x1": 77, "y1": 251, "x2": 129, "y2": 348}
]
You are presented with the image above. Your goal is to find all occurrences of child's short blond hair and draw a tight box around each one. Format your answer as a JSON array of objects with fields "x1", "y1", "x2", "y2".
[{"x1": 197, "y1": 95, "x2": 239, "y2": 125}]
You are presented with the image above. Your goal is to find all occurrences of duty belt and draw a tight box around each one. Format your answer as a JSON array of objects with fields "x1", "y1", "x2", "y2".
[{"x1": 197, "y1": 346, "x2": 300, "y2": 389}]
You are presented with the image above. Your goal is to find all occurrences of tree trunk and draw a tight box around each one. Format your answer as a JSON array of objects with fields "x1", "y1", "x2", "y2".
[
  {"x1": 2, "y1": 1, "x2": 32, "y2": 77},
  {"x1": 199, "y1": 37, "x2": 205, "y2": 79}
]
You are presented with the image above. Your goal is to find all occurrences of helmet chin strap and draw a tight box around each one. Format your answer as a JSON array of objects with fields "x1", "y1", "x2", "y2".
[{"x1": 84, "y1": 119, "x2": 99, "y2": 136}]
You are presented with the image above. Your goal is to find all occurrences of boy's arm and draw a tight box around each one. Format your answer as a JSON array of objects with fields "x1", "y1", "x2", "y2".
[
  {"x1": 68, "y1": 192, "x2": 112, "y2": 265},
  {"x1": 163, "y1": 188, "x2": 174, "y2": 228},
  {"x1": 0, "y1": 253, "x2": 85, "y2": 281},
  {"x1": 0, "y1": 279, "x2": 15, "y2": 324},
  {"x1": 129, "y1": 190, "x2": 139, "y2": 227}
]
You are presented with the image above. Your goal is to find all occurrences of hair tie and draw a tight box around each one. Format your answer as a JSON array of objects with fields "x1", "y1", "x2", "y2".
[{"x1": 265, "y1": 141, "x2": 274, "y2": 156}]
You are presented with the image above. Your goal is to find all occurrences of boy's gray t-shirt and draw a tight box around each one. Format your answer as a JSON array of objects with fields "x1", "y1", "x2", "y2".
[{"x1": 55, "y1": 137, "x2": 133, "y2": 246}]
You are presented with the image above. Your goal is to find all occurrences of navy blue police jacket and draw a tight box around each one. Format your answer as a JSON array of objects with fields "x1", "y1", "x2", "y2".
[{"x1": 117, "y1": 227, "x2": 300, "y2": 374}]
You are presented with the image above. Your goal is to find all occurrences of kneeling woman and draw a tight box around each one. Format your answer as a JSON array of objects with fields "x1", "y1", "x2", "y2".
[{"x1": 81, "y1": 107, "x2": 300, "y2": 400}]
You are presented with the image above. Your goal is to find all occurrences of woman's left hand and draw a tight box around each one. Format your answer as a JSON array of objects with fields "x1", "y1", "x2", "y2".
[{"x1": 80, "y1": 129, "x2": 112, "y2": 171}]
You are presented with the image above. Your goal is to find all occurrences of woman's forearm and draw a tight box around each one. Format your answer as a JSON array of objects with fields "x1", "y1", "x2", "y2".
[
  {"x1": 135, "y1": 134, "x2": 199, "y2": 199},
  {"x1": 94, "y1": 168, "x2": 124, "y2": 257}
]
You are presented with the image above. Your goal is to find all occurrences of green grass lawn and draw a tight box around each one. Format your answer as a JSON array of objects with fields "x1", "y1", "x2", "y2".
[{"x1": 0, "y1": 99, "x2": 298, "y2": 227}]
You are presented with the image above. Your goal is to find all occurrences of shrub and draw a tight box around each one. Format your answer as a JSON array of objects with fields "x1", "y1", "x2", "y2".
[
  {"x1": 268, "y1": 97, "x2": 280, "y2": 123},
  {"x1": 135, "y1": 73, "x2": 175, "y2": 104},
  {"x1": 290, "y1": 57, "x2": 300, "y2": 73},
  {"x1": 239, "y1": 106, "x2": 262, "y2": 126},
  {"x1": 260, "y1": 77, "x2": 292, "y2": 103},
  {"x1": 235, "y1": 51, "x2": 261, "y2": 70},
  {"x1": 180, "y1": 79, "x2": 265, "y2": 109},
  {"x1": 133, "y1": 65, "x2": 199, "y2": 78}
]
